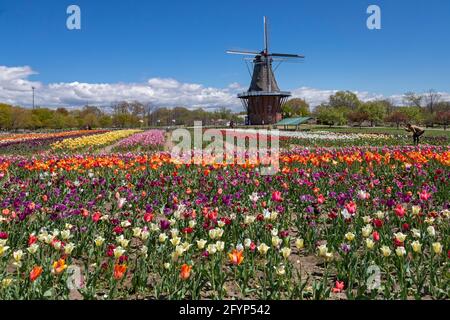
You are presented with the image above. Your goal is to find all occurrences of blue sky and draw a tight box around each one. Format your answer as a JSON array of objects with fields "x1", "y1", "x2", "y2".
[{"x1": 0, "y1": 0, "x2": 449, "y2": 109}]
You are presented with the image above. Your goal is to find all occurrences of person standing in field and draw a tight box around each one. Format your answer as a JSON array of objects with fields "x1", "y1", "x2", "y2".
[{"x1": 405, "y1": 123, "x2": 425, "y2": 145}]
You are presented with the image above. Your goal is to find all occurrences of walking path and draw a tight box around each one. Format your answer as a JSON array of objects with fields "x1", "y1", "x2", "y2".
[
  {"x1": 97, "y1": 141, "x2": 121, "y2": 154},
  {"x1": 164, "y1": 131, "x2": 173, "y2": 152}
]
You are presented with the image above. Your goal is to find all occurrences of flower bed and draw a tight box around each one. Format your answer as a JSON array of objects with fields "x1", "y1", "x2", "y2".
[
  {"x1": 51, "y1": 130, "x2": 142, "y2": 151},
  {"x1": 114, "y1": 130, "x2": 165, "y2": 152},
  {"x1": 0, "y1": 130, "x2": 108, "y2": 155},
  {"x1": 0, "y1": 145, "x2": 448, "y2": 299}
]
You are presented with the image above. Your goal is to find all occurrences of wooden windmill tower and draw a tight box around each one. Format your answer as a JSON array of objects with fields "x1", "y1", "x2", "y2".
[{"x1": 227, "y1": 16, "x2": 304, "y2": 125}]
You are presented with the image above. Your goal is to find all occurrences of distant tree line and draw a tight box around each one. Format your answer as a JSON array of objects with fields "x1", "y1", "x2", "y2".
[
  {"x1": 311, "y1": 90, "x2": 450, "y2": 129},
  {"x1": 0, "y1": 104, "x2": 112, "y2": 130},
  {"x1": 0, "y1": 101, "x2": 241, "y2": 131},
  {"x1": 1, "y1": 90, "x2": 449, "y2": 131}
]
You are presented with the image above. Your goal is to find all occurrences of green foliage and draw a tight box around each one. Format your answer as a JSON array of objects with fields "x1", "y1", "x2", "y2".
[
  {"x1": 359, "y1": 101, "x2": 387, "y2": 126},
  {"x1": 315, "y1": 105, "x2": 347, "y2": 126},
  {"x1": 282, "y1": 98, "x2": 310, "y2": 118},
  {"x1": 0, "y1": 103, "x2": 13, "y2": 129},
  {"x1": 0, "y1": 101, "x2": 240, "y2": 130},
  {"x1": 329, "y1": 91, "x2": 361, "y2": 110},
  {"x1": 399, "y1": 106, "x2": 423, "y2": 123}
]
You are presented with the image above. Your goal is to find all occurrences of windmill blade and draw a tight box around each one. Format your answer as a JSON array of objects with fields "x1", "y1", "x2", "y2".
[
  {"x1": 226, "y1": 50, "x2": 260, "y2": 56},
  {"x1": 264, "y1": 16, "x2": 269, "y2": 54},
  {"x1": 243, "y1": 57, "x2": 288, "y2": 61},
  {"x1": 270, "y1": 53, "x2": 305, "y2": 58}
]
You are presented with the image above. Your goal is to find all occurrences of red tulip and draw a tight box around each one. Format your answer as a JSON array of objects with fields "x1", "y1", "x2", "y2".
[
  {"x1": 372, "y1": 231, "x2": 380, "y2": 242},
  {"x1": 180, "y1": 264, "x2": 192, "y2": 280},
  {"x1": 271, "y1": 191, "x2": 283, "y2": 202},
  {"x1": 92, "y1": 211, "x2": 101, "y2": 222},
  {"x1": 228, "y1": 249, "x2": 244, "y2": 266},
  {"x1": 113, "y1": 264, "x2": 127, "y2": 280},
  {"x1": 182, "y1": 227, "x2": 194, "y2": 234},
  {"x1": 30, "y1": 266, "x2": 43, "y2": 282},
  {"x1": 345, "y1": 201, "x2": 357, "y2": 214},
  {"x1": 419, "y1": 190, "x2": 431, "y2": 201},
  {"x1": 332, "y1": 280, "x2": 345, "y2": 293},
  {"x1": 143, "y1": 212, "x2": 154, "y2": 222},
  {"x1": 394, "y1": 204, "x2": 406, "y2": 218},
  {"x1": 373, "y1": 219, "x2": 383, "y2": 229},
  {"x1": 28, "y1": 234, "x2": 38, "y2": 246},
  {"x1": 113, "y1": 226, "x2": 124, "y2": 234},
  {"x1": 317, "y1": 194, "x2": 325, "y2": 204}
]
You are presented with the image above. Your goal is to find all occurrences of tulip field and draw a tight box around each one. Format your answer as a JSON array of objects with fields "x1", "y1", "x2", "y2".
[{"x1": 0, "y1": 128, "x2": 449, "y2": 300}]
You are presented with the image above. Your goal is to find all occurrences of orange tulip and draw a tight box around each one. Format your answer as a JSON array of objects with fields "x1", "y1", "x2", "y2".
[
  {"x1": 180, "y1": 264, "x2": 192, "y2": 280},
  {"x1": 113, "y1": 264, "x2": 127, "y2": 280},
  {"x1": 30, "y1": 266, "x2": 43, "y2": 282},
  {"x1": 52, "y1": 259, "x2": 67, "y2": 274},
  {"x1": 228, "y1": 249, "x2": 244, "y2": 266}
]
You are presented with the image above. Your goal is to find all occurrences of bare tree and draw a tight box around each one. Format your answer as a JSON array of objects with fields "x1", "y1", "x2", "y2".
[
  {"x1": 143, "y1": 102, "x2": 158, "y2": 126},
  {"x1": 403, "y1": 92, "x2": 423, "y2": 108},
  {"x1": 381, "y1": 98, "x2": 395, "y2": 115},
  {"x1": 424, "y1": 89, "x2": 441, "y2": 114}
]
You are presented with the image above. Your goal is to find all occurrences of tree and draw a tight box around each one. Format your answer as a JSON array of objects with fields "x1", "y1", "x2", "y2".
[
  {"x1": 32, "y1": 108, "x2": 54, "y2": 128},
  {"x1": 110, "y1": 101, "x2": 142, "y2": 128},
  {"x1": 143, "y1": 102, "x2": 157, "y2": 126},
  {"x1": 315, "y1": 105, "x2": 346, "y2": 127},
  {"x1": 112, "y1": 113, "x2": 138, "y2": 128},
  {"x1": 83, "y1": 113, "x2": 99, "y2": 128},
  {"x1": 378, "y1": 99, "x2": 395, "y2": 115},
  {"x1": 347, "y1": 110, "x2": 368, "y2": 128},
  {"x1": 50, "y1": 112, "x2": 66, "y2": 129},
  {"x1": 403, "y1": 92, "x2": 423, "y2": 108},
  {"x1": 424, "y1": 89, "x2": 441, "y2": 114},
  {"x1": 282, "y1": 98, "x2": 310, "y2": 117},
  {"x1": 11, "y1": 108, "x2": 39, "y2": 130},
  {"x1": 81, "y1": 106, "x2": 103, "y2": 118},
  {"x1": 56, "y1": 107, "x2": 69, "y2": 116},
  {"x1": 129, "y1": 101, "x2": 145, "y2": 120},
  {"x1": 215, "y1": 107, "x2": 232, "y2": 120},
  {"x1": 172, "y1": 107, "x2": 191, "y2": 125},
  {"x1": 434, "y1": 101, "x2": 450, "y2": 113},
  {"x1": 0, "y1": 103, "x2": 13, "y2": 130},
  {"x1": 434, "y1": 111, "x2": 450, "y2": 130},
  {"x1": 385, "y1": 111, "x2": 409, "y2": 129},
  {"x1": 64, "y1": 115, "x2": 79, "y2": 129},
  {"x1": 0, "y1": 101, "x2": 243, "y2": 130},
  {"x1": 361, "y1": 101, "x2": 386, "y2": 126},
  {"x1": 151, "y1": 107, "x2": 170, "y2": 126},
  {"x1": 401, "y1": 106, "x2": 424, "y2": 124},
  {"x1": 98, "y1": 115, "x2": 112, "y2": 128},
  {"x1": 329, "y1": 91, "x2": 361, "y2": 110}
]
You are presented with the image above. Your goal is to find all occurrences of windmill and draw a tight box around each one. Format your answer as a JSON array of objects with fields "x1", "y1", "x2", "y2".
[{"x1": 227, "y1": 16, "x2": 304, "y2": 125}]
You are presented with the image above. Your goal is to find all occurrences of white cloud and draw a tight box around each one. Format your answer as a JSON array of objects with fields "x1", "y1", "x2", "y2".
[
  {"x1": 0, "y1": 66, "x2": 241, "y2": 110},
  {"x1": 0, "y1": 65, "x2": 448, "y2": 112},
  {"x1": 290, "y1": 87, "x2": 338, "y2": 106},
  {"x1": 291, "y1": 86, "x2": 388, "y2": 107}
]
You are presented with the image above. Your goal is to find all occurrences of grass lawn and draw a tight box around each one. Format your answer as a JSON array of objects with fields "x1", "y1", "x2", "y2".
[{"x1": 305, "y1": 125, "x2": 450, "y2": 138}]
